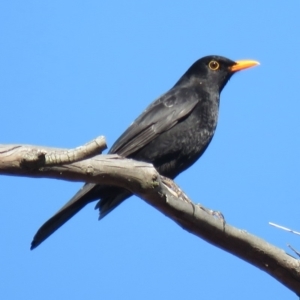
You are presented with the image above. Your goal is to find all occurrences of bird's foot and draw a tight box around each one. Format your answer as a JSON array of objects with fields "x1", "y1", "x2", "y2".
[{"x1": 160, "y1": 176, "x2": 191, "y2": 203}]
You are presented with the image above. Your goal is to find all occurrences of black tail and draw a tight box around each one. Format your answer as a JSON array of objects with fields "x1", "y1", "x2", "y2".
[
  {"x1": 31, "y1": 183, "x2": 98, "y2": 249},
  {"x1": 31, "y1": 184, "x2": 132, "y2": 249}
]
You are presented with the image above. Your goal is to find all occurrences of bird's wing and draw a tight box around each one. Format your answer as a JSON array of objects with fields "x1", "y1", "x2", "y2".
[{"x1": 110, "y1": 88, "x2": 199, "y2": 156}]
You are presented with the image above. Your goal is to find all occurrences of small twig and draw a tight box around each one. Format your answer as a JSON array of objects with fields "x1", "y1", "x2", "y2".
[
  {"x1": 45, "y1": 136, "x2": 107, "y2": 165},
  {"x1": 269, "y1": 222, "x2": 300, "y2": 236},
  {"x1": 20, "y1": 136, "x2": 107, "y2": 168},
  {"x1": 287, "y1": 244, "x2": 300, "y2": 258}
]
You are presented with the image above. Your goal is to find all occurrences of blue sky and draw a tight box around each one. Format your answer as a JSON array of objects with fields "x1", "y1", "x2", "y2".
[{"x1": 1, "y1": 1, "x2": 300, "y2": 299}]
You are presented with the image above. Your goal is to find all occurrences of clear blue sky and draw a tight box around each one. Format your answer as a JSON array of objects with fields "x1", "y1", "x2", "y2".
[{"x1": 1, "y1": 1, "x2": 300, "y2": 299}]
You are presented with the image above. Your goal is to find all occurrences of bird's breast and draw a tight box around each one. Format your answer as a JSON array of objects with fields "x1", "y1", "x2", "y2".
[{"x1": 184, "y1": 98, "x2": 219, "y2": 149}]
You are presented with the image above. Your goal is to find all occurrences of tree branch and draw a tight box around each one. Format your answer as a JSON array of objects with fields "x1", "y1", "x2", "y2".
[{"x1": 0, "y1": 138, "x2": 299, "y2": 296}]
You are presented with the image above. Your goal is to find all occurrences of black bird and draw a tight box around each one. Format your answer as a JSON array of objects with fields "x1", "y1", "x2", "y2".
[{"x1": 31, "y1": 55, "x2": 259, "y2": 249}]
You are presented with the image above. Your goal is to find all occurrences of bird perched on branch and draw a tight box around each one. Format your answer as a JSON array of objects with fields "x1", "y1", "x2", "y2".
[{"x1": 31, "y1": 55, "x2": 259, "y2": 249}]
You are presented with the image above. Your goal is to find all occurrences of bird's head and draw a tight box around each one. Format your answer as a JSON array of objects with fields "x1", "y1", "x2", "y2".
[{"x1": 176, "y1": 55, "x2": 259, "y2": 92}]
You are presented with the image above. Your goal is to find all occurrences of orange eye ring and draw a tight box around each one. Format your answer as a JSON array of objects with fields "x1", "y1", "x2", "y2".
[{"x1": 208, "y1": 60, "x2": 220, "y2": 71}]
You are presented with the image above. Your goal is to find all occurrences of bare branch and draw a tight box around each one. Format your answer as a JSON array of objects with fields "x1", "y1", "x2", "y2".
[{"x1": 0, "y1": 140, "x2": 300, "y2": 296}]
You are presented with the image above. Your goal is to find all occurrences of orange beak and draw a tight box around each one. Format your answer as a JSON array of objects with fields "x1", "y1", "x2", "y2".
[{"x1": 230, "y1": 60, "x2": 260, "y2": 72}]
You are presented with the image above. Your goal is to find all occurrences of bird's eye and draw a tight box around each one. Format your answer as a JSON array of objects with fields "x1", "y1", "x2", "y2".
[{"x1": 208, "y1": 60, "x2": 220, "y2": 71}]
